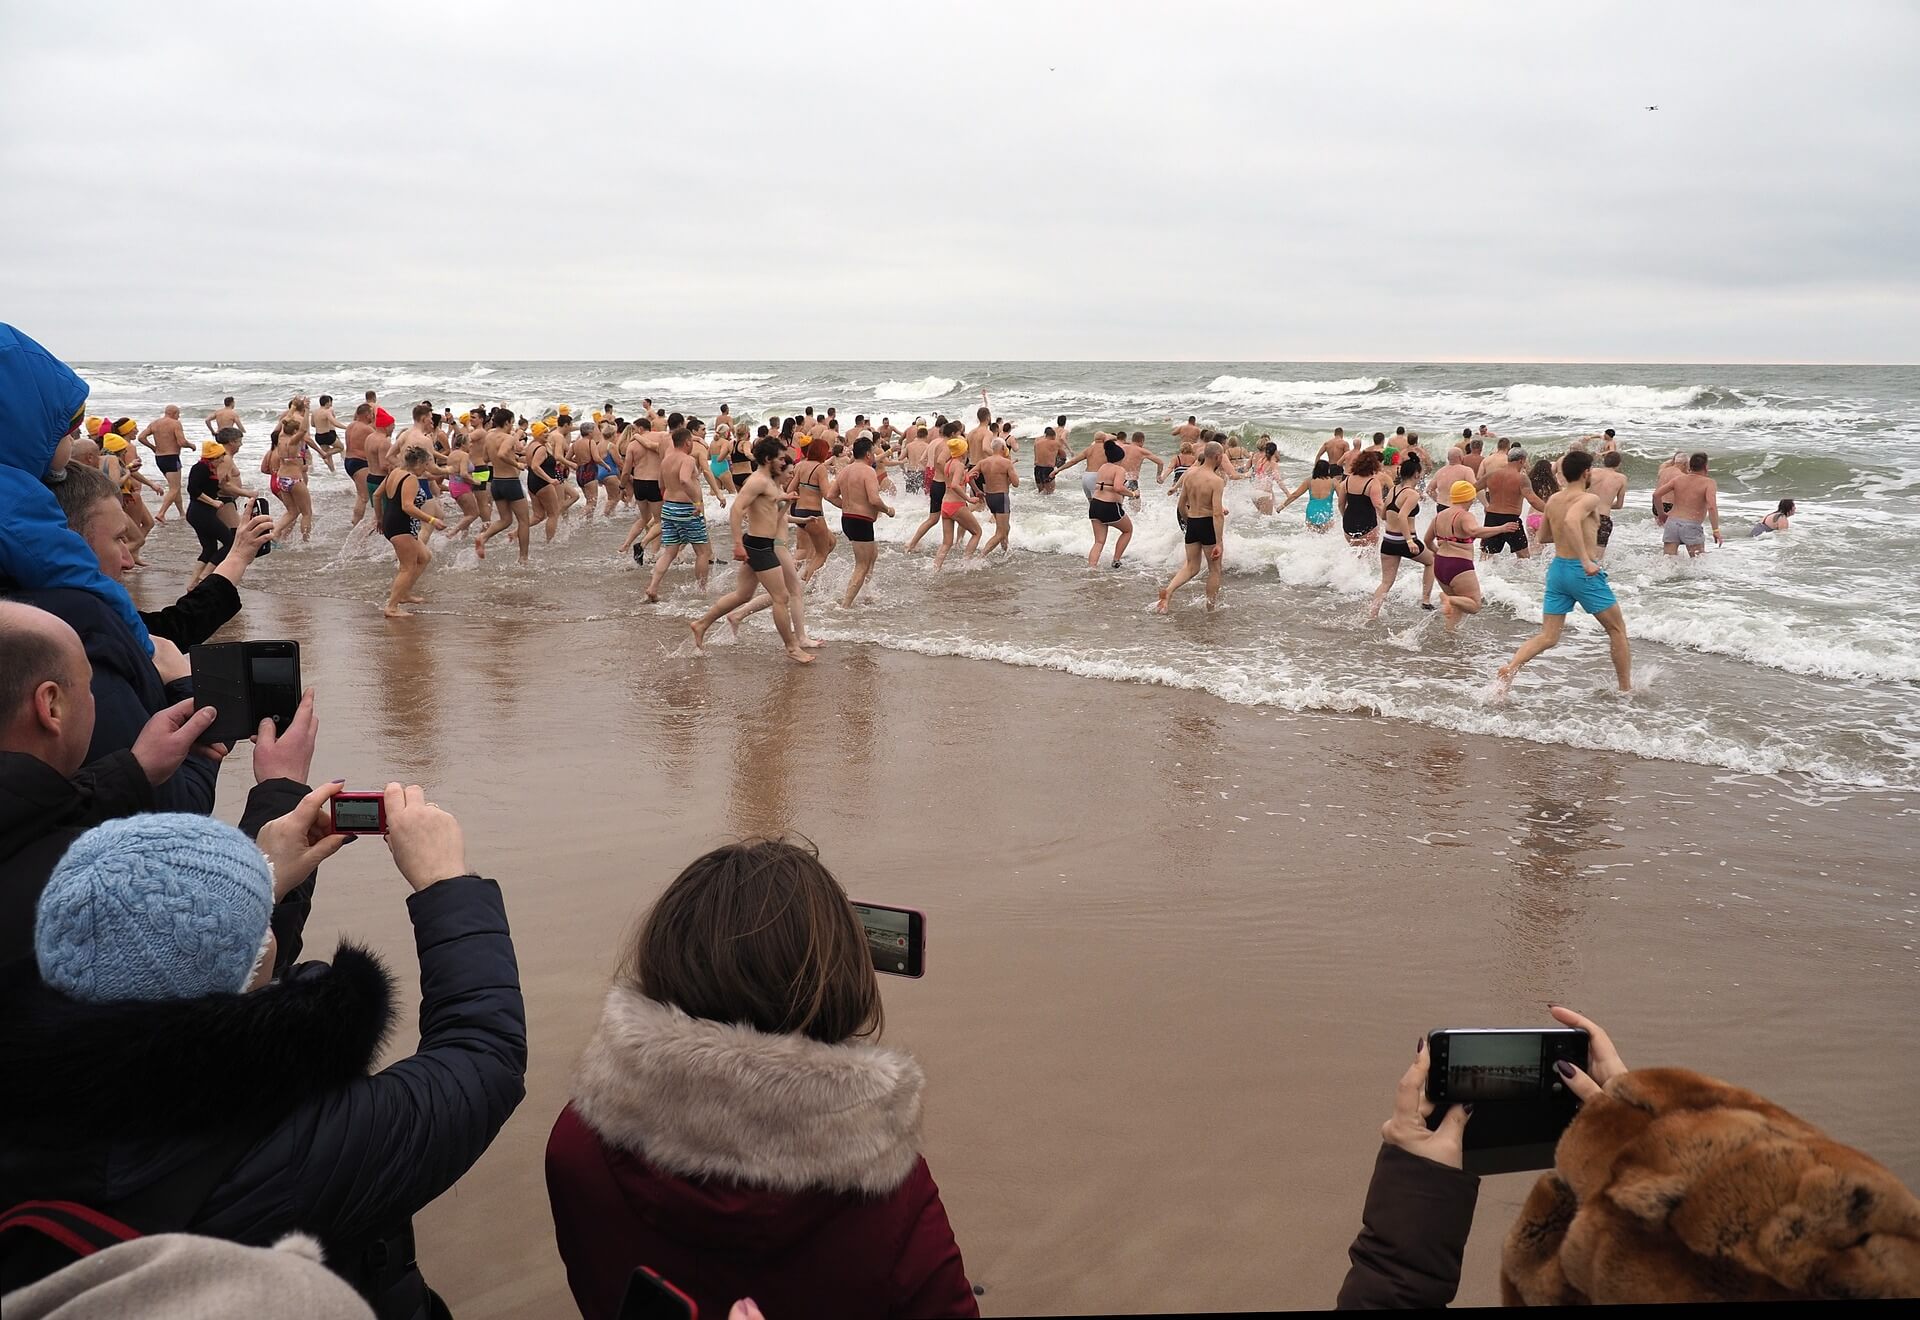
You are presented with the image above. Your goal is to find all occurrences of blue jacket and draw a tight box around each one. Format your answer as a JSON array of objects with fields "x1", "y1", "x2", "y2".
[{"x1": 0, "y1": 323, "x2": 152, "y2": 655}]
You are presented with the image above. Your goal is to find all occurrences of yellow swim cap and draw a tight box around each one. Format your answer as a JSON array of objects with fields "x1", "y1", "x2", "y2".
[
  {"x1": 947, "y1": 437, "x2": 968, "y2": 458},
  {"x1": 1449, "y1": 480, "x2": 1478, "y2": 505},
  {"x1": 200, "y1": 440, "x2": 225, "y2": 460},
  {"x1": 103, "y1": 434, "x2": 129, "y2": 453},
  {"x1": 115, "y1": 418, "x2": 138, "y2": 437},
  {"x1": 458, "y1": 411, "x2": 471, "y2": 425},
  {"x1": 85, "y1": 416, "x2": 101, "y2": 435},
  {"x1": 530, "y1": 420, "x2": 548, "y2": 437},
  {"x1": 592, "y1": 411, "x2": 605, "y2": 423}
]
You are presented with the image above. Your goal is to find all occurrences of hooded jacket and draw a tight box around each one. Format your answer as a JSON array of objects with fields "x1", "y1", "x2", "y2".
[
  {"x1": 546, "y1": 989, "x2": 978, "y2": 1320},
  {"x1": 1501, "y1": 1067, "x2": 1920, "y2": 1304},
  {"x1": 0, "y1": 876, "x2": 527, "y2": 1320},
  {"x1": 0, "y1": 324, "x2": 151, "y2": 655}
]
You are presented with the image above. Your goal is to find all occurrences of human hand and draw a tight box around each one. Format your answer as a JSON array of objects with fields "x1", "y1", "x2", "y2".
[
  {"x1": 734, "y1": 542, "x2": 747, "y2": 562},
  {"x1": 228, "y1": 514, "x2": 276, "y2": 565},
  {"x1": 151, "y1": 636, "x2": 191, "y2": 684},
  {"x1": 1581, "y1": 558, "x2": 1601, "y2": 576},
  {"x1": 1379, "y1": 1038, "x2": 1471, "y2": 1170},
  {"x1": 727, "y1": 1301, "x2": 765, "y2": 1320},
  {"x1": 252, "y1": 688, "x2": 318, "y2": 783},
  {"x1": 1713, "y1": 527, "x2": 1724, "y2": 546},
  {"x1": 383, "y1": 782, "x2": 467, "y2": 891},
  {"x1": 130, "y1": 698, "x2": 220, "y2": 785},
  {"x1": 1547, "y1": 1004, "x2": 1629, "y2": 1101},
  {"x1": 256, "y1": 781, "x2": 353, "y2": 898}
]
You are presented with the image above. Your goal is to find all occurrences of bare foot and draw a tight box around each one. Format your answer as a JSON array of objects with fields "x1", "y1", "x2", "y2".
[
  {"x1": 689, "y1": 620, "x2": 707, "y2": 652},
  {"x1": 785, "y1": 646, "x2": 816, "y2": 664},
  {"x1": 800, "y1": 636, "x2": 825, "y2": 648},
  {"x1": 403, "y1": 596, "x2": 427, "y2": 604},
  {"x1": 725, "y1": 616, "x2": 741, "y2": 639},
  {"x1": 383, "y1": 605, "x2": 412, "y2": 618},
  {"x1": 644, "y1": 589, "x2": 659, "y2": 604},
  {"x1": 1110, "y1": 558, "x2": 1124, "y2": 569},
  {"x1": 1154, "y1": 588, "x2": 1171, "y2": 613},
  {"x1": 472, "y1": 536, "x2": 486, "y2": 559}
]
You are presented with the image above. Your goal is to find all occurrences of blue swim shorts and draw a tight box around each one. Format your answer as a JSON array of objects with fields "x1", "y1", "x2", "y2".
[
  {"x1": 1542, "y1": 555, "x2": 1617, "y2": 617},
  {"x1": 660, "y1": 501, "x2": 708, "y2": 546}
]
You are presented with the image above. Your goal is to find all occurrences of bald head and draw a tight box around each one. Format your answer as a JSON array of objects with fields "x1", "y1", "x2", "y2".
[
  {"x1": 1202, "y1": 440, "x2": 1225, "y2": 465},
  {"x1": 0, "y1": 601, "x2": 96, "y2": 777},
  {"x1": 1447, "y1": 446, "x2": 1465, "y2": 464}
]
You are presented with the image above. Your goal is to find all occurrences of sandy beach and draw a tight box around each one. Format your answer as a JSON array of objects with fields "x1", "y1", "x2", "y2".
[{"x1": 160, "y1": 575, "x2": 1918, "y2": 1317}]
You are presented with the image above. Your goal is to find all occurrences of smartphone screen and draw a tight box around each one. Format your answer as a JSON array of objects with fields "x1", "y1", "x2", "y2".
[
  {"x1": 331, "y1": 796, "x2": 385, "y2": 834},
  {"x1": 1426, "y1": 1027, "x2": 1588, "y2": 1174},
  {"x1": 190, "y1": 643, "x2": 254, "y2": 746},
  {"x1": 851, "y1": 902, "x2": 925, "y2": 978},
  {"x1": 245, "y1": 643, "x2": 301, "y2": 734}
]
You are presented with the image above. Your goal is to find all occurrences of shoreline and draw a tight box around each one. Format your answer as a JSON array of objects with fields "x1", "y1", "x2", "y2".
[{"x1": 166, "y1": 578, "x2": 1920, "y2": 1316}]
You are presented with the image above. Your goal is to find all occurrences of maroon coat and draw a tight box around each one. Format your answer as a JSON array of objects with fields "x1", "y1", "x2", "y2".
[{"x1": 545, "y1": 988, "x2": 978, "y2": 1320}]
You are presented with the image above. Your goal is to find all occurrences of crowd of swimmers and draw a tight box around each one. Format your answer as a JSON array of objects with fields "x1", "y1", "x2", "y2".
[{"x1": 88, "y1": 392, "x2": 1795, "y2": 689}]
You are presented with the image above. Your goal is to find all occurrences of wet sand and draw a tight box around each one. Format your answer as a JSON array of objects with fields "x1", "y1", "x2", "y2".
[{"x1": 166, "y1": 576, "x2": 1919, "y2": 1316}]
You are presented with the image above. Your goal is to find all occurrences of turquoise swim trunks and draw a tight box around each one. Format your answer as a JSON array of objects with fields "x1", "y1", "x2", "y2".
[{"x1": 1542, "y1": 556, "x2": 1617, "y2": 616}]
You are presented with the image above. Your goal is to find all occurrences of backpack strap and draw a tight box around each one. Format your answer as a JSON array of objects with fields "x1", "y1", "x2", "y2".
[{"x1": 0, "y1": 1200, "x2": 140, "y2": 1259}]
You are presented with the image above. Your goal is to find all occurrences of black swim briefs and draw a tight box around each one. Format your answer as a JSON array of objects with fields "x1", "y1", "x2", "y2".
[
  {"x1": 984, "y1": 491, "x2": 1008, "y2": 516},
  {"x1": 1184, "y1": 514, "x2": 1217, "y2": 546},
  {"x1": 634, "y1": 478, "x2": 663, "y2": 502},
  {"x1": 842, "y1": 514, "x2": 875, "y2": 543},
  {"x1": 156, "y1": 453, "x2": 181, "y2": 474},
  {"x1": 743, "y1": 533, "x2": 780, "y2": 572},
  {"x1": 1088, "y1": 498, "x2": 1124, "y2": 525},
  {"x1": 1482, "y1": 511, "x2": 1527, "y2": 555}
]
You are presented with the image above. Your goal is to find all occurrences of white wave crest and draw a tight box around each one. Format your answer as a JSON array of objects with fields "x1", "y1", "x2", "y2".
[
  {"x1": 1502, "y1": 383, "x2": 1712, "y2": 413},
  {"x1": 617, "y1": 372, "x2": 773, "y2": 394},
  {"x1": 871, "y1": 376, "x2": 961, "y2": 401},
  {"x1": 1206, "y1": 375, "x2": 1387, "y2": 402}
]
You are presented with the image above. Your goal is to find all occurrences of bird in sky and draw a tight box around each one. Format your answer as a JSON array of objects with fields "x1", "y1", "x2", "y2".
[{"x1": 1646, "y1": 105, "x2": 1659, "y2": 111}]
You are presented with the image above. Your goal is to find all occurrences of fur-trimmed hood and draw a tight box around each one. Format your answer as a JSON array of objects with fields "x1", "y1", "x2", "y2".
[
  {"x1": 568, "y1": 985, "x2": 926, "y2": 1199},
  {"x1": 0, "y1": 945, "x2": 395, "y2": 1202},
  {"x1": 1502, "y1": 1067, "x2": 1920, "y2": 1304}
]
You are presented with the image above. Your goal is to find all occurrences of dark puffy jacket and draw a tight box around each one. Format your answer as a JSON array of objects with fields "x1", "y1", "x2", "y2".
[
  {"x1": 0, "y1": 877, "x2": 527, "y2": 1319},
  {"x1": 1336, "y1": 1144, "x2": 1480, "y2": 1309},
  {"x1": 140, "y1": 572, "x2": 242, "y2": 649},
  {"x1": 0, "y1": 585, "x2": 216, "y2": 814},
  {"x1": 0, "y1": 323, "x2": 152, "y2": 654},
  {"x1": 0, "y1": 750, "x2": 313, "y2": 978}
]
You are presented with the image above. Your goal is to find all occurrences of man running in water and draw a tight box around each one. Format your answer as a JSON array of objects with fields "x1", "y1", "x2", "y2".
[
  {"x1": 1497, "y1": 450, "x2": 1630, "y2": 692},
  {"x1": 966, "y1": 406, "x2": 994, "y2": 464},
  {"x1": 1315, "y1": 427, "x2": 1351, "y2": 468},
  {"x1": 205, "y1": 395, "x2": 244, "y2": 439},
  {"x1": 1156, "y1": 440, "x2": 1228, "y2": 612},
  {"x1": 617, "y1": 416, "x2": 665, "y2": 561},
  {"x1": 691, "y1": 437, "x2": 811, "y2": 663},
  {"x1": 1652, "y1": 451, "x2": 1721, "y2": 556},
  {"x1": 974, "y1": 436, "x2": 1018, "y2": 555},
  {"x1": 1587, "y1": 450, "x2": 1628, "y2": 560},
  {"x1": 645, "y1": 427, "x2": 712, "y2": 601},
  {"x1": 135, "y1": 404, "x2": 188, "y2": 523},
  {"x1": 473, "y1": 406, "x2": 533, "y2": 563},
  {"x1": 309, "y1": 394, "x2": 341, "y2": 473},
  {"x1": 1031, "y1": 426, "x2": 1065, "y2": 494},
  {"x1": 1477, "y1": 446, "x2": 1546, "y2": 559},
  {"x1": 830, "y1": 436, "x2": 894, "y2": 607},
  {"x1": 344, "y1": 402, "x2": 376, "y2": 527}
]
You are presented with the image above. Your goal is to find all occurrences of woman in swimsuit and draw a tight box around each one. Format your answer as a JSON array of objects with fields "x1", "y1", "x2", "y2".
[
  {"x1": 1338, "y1": 449, "x2": 1385, "y2": 546},
  {"x1": 786, "y1": 438, "x2": 838, "y2": 581},
  {"x1": 378, "y1": 445, "x2": 444, "y2": 618},
  {"x1": 1367, "y1": 454, "x2": 1432, "y2": 620},
  {"x1": 444, "y1": 433, "x2": 486, "y2": 538},
  {"x1": 1427, "y1": 479, "x2": 1499, "y2": 628},
  {"x1": 1250, "y1": 442, "x2": 1283, "y2": 515},
  {"x1": 933, "y1": 437, "x2": 983, "y2": 571},
  {"x1": 185, "y1": 437, "x2": 244, "y2": 586},
  {"x1": 728, "y1": 425, "x2": 754, "y2": 493},
  {"x1": 1278, "y1": 458, "x2": 1340, "y2": 531},
  {"x1": 1750, "y1": 498, "x2": 1795, "y2": 536},
  {"x1": 1526, "y1": 458, "x2": 1561, "y2": 546},
  {"x1": 267, "y1": 416, "x2": 314, "y2": 543},
  {"x1": 1086, "y1": 438, "x2": 1135, "y2": 568},
  {"x1": 525, "y1": 423, "x2": 566, "y2": 544}
]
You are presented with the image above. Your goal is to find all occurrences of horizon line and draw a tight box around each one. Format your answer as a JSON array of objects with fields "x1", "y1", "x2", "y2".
[{"x1": 67, "y1": 356, "x2": 1920, "y2": 368}]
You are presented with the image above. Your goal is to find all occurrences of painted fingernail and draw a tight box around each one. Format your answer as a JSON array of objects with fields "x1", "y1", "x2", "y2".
[
  {"x1": 1464, "y1": 1103, "x2": 1475, "y2": 1116},
  {"x1": 1555, "y1": 1059, "x2": 1576, "y2": 1078},
  {"x1": 1416, "y1": 1037, "x2": 1425, "y2": 1054},
  {"x1": 329, "y1": 778, "x2": 346, "y2": 784}
]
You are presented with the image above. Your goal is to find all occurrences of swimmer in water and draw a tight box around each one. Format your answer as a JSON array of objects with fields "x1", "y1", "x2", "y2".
[
  {"x1": 1652, "y1": 451, "x2": 1722, "y2": 556},
  {"x1": 1085, "y1": 438, "x2": 1134, "y2": 568},
  {"x1": 1156, "y1": 440, "x2": 1228, "y2": 612},
  {"x1": 1586, "y1": 450, "x2": 1628, "y2": 560},
  {"x1": 1750, "y1": 497, "x2": 1795, "y2": 536},
  {"x1": 378, "y1": 444, "x2": 444, "y2": 618},
  {"x1": 932, "y1": 437, "x2": 983, "y2": 571},
  {"x1": 973, "y1": 437, "x2": 1018, "y2": 556},
  {"x1": 690, "y1": 437, "x2": 812, "y2": 664},
  {"x1": 1497, "y1": 450, "x2": 1631, "y2": 693},
  {"x1": 1338, "y1": 449, "x2": 1385, "y2": 546},
  {"x1": 1426, "y1": 480, "x2": 1502, "y2": 629},
  {"x1": 830, "y1": 436, "x2": 894, "y2": 607},
  {"x1": 1277, "y1": 459, "x2": 1339, "y2": 531},
  {"x1": 1367, "y1": 454, "x2": 1432, "y2": 620},
  {"x1": 644, "y1": 427, "x2": 713, "y2": 601}
]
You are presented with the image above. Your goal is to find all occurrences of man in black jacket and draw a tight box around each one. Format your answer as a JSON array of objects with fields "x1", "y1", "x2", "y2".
[{"x1": 0, "y1": 601, "x2": 329, "y2": 974}]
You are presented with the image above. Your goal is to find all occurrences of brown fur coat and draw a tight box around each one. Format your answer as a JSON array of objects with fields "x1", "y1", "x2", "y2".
[{"x1": 1502, "y1": 1067, "x2": 1920, "y2": 1304}]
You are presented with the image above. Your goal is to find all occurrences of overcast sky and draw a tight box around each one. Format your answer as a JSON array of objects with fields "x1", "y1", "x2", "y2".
[{"x1": 5, "y1": 0, "x2": 1916, "y2": 362}]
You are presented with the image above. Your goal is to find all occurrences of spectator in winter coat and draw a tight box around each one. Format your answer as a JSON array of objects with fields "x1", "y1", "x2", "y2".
[
  {"x1": 547, "y1": 838, "x2": 978, "y2": 1320},
  {"x1": 0, "y1": 787, "x2": 527, "y2": 1320}
]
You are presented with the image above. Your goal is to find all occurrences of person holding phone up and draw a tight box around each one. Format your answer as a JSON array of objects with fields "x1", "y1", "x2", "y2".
[
  {"x1": 1336, "y1": 1006, "x2": 1920, "y2": 1307},
  {"x1": 0, "y1": 783, "x2": 527, "y2": 1320},
  {"x1": 546, "y1": 839, "x2": 978, "y2": 1320}
]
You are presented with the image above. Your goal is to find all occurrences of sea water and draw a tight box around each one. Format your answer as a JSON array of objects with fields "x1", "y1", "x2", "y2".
[{"x1": 79, "y1": 359, "x2": 1920, "y2": 791}]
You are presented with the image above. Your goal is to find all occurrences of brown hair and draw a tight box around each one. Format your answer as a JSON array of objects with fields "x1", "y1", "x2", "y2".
[
  {"x1": 1352, "y1": 449, "x2": 1382, "y2": 477},
  {"x1": 621, "y1": 839, "x2": 881, "y2": 1044}
]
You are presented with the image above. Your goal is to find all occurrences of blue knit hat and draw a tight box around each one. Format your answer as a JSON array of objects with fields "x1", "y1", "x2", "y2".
[{"x1": 36, "y1": 814, "x2": 274, "y2": 1003}]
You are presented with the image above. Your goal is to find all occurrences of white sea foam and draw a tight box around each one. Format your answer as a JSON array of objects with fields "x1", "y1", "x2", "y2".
[
  {"x1": 1205, "y1": 374, "x2": 1388, "y2": 403},
  {"x1": 871, "y1": 376, "x2": 961, "y2": 401},
  {"x1": 616, "y1": 372, "x2": 773, "y2": 394}
]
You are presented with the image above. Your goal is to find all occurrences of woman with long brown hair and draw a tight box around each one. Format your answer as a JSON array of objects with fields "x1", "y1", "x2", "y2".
[{"x1": 546, "y1": 839, "x2": 977, "y2": 1320}]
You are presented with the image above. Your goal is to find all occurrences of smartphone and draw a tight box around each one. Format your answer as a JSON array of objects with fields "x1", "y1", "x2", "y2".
[
  {"x1": 617, "y1": 1267, "x2": 696, "y2": 1320},
  {"x1": 1425, "y1": 1027, "x2": 1590, "y2": 1175},
  {"x1": 250, "y1": 496, "x2": 270, "y2": 517},
  {"x1": 190, "y1": 641, "x2": 301, "y2": 746},
  {"x1": 851, "y1": 902, "x2": 926, "y2": 978},
  {"x1": 329, "y1": 792, "x2": 388, "y2": 835}
]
